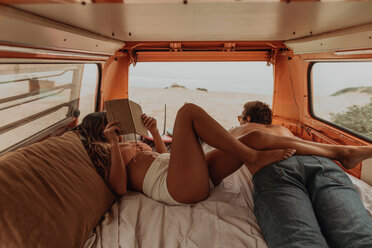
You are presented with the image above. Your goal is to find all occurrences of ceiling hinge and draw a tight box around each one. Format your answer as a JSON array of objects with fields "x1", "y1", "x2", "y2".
[
  {"x1": 223, "y1": 42, "x2": 236, "y2": 52},
  {"x1": 267, "y1": 48, "x2": 279, "y2": 66},
  {"x1": 170, "y1": 43, "x2": 182, "y2": 52},
  {"x1": 128, "y1": 49, "x2": 137, "y2": 66}
]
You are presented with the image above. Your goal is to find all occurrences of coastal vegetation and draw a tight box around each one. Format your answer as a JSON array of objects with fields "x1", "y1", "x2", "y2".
[
  {"x1": 330, "y1": 102, "x2": 372, "y2": 138},
  {"x1": 331, "y1": 86, "x2": 372, "y2": 96},
  {"x1": 329, "y1": 86, "x2": 372, "y2": 139},
  {"x1": 164, "y1": 84, "x2": 208, "y2": 92},
  {"x1": 196, "y1": 88, "x2": 208, "y2": 92},
  {"x1": 165, "y1": 83, "x2": 186, "y2": 89}
]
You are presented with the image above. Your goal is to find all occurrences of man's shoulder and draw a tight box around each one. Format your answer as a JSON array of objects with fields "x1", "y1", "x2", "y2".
[
  {"x1": 229, "y1": 123, "x2": 293, "y2": 137},
  {"x1": 244, "y1": 123, "x2": 277, "y2": 130},
  {"x1": 229, "y1": 123, "x2": 268, "y2": 137},
  {"x1": 264, "y1": 124, "x2": 294, "y2": 136},
  {"x1": 265, "y1": 124, "x2": 287, "y2": 130}
]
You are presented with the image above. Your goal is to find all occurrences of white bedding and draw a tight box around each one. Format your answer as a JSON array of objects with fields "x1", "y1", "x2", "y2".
[{"x1": 84, "y1": 164, "x2": 372, "y2": 248}]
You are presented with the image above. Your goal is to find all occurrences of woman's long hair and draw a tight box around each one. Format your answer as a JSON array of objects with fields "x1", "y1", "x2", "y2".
[{"x1": 73, "y1": 112, "x2": 111, "y2": 184}]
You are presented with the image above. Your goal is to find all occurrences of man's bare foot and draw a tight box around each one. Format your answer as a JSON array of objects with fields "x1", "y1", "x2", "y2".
[
  {"x1": 245, "y1": 148, "x2": 296, "y2": 174},
  {"x1": 338, "y1": 146, "x2": 372, "y2": 169}
]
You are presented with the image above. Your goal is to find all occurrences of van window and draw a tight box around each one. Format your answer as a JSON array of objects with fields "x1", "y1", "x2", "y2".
[
  {"x1": 311, "y1": 62, "x2": 372, "y2": 140},
  {"x1": 129, "y1": 62, "x2": 273, "y2": 132},
  {"x1": 0, "y1": 63, "x2": 98, "y2": 153},
  {"x1": 78, "y1": 64, "x2": 99, "y2": 123}
]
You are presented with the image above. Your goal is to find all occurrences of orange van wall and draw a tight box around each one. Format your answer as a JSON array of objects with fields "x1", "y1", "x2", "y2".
[
  {"x1": 273, "y1": 54, "x2": 309, "y2": 127},
  {"x1": 273, "y1": 52, "x2": 372, "y2": 178},
  {"x1": 99, "y1": 52, "x2": 130, "y2": 110}
]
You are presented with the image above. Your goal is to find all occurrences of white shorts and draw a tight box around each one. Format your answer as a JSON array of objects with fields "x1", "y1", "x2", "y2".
[
  {"x1": 142, "y1": 153, "x2": 215, "y2": 205},
  {"x1": 142, "y1": 153, "x2": 185, "y2": 205}
]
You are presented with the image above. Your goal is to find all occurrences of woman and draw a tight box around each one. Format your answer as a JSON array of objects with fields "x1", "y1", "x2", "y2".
[{"x1": 75, "y1": 103, "x2": 372, "y2": 205}]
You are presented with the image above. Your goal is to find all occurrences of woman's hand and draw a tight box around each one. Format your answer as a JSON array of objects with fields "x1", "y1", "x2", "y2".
[
  {"x1": 103, "y1": 121, "x2": 121, "y2": 145},
  {"x1": 142, "y1": 114, "x2": 159, "y2": 135},
  {"x1": 141, "y1": 114, "x2": 168, "y2": 153}
]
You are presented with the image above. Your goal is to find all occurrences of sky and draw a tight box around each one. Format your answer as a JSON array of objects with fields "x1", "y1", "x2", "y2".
[{"x1": 129, "y1": 61, "x2": 372, "y2": 96}]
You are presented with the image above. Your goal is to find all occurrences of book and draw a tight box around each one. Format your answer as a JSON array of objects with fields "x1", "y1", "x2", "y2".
[{"x1": 104, "y1": 99, "x2": 148, "y2": 137}]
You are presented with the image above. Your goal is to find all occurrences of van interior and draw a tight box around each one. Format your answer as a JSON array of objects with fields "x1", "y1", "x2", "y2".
[{"x1": 1, "y1": 1, "x2": 372, "y2": 247}]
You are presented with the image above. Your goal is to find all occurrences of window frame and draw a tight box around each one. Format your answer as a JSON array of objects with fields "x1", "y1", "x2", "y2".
[
  {"x1": 0, "y1": 62, "x2": 101, "y2": 154},
  {"x1": 308, "y1": 61, "x2": 372, "y2": 143}
]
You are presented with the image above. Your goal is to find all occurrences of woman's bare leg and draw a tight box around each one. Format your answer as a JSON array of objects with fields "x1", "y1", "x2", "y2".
[
  {"x1": 206, "y1": 130, "x2": 372, "y2": 186},
  {"x1": 167, "y1": 104, "x2": 295, "y2": 204},
  {"x1": 205, "y1": 133, "x2": 298, "y2": 185},
  {"x1": 205, "y1": 138, "x2": 263, "y2": 186},
  {"x1": 240, "y1": 130, "x2": 372, "y2": 169}
]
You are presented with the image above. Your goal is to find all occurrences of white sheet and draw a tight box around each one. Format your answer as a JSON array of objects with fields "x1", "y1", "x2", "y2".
[
  {"x1": 349, "y1": 174, "x2": 372, "y2": 218},
  {"x1": 84, "y1": 165, "x2": 372, "y2": 248},
  {"x1": 84, "y1": 165, "x2": 267, "y2": 248}
]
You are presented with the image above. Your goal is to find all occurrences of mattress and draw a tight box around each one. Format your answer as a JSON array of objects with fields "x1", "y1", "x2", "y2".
[{"x1": 84, "y1": 163, "x2": 372, "y2": 248}]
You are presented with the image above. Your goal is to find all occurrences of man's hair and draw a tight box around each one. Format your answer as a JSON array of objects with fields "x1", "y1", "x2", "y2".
[{"x1": 241, "y1": 101, "x2": 272, "y2": 125}]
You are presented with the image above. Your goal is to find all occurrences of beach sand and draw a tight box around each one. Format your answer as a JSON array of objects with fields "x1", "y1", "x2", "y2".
[{"x1": 129, "y1": 86, "x2": 272, "y2": 132}]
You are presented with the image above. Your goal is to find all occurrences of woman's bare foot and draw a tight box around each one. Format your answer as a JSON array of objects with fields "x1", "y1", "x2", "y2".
[
  {"x1": 337, "y1": 146, "x2": 372, "y2": 169},
  {"x1": 245, "y1": 148, "x2": 296, "y2": 174}
]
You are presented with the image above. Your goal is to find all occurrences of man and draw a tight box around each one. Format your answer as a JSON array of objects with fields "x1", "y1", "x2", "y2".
[
  {"x1": 229, "y1": 101, "x2": 293, "y2": 138},
  {"x1": 232, "y1": 101, "x2": 372, "y2": 248}
]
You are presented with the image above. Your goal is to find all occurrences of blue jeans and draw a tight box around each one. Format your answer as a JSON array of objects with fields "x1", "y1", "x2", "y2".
[{"x1": 253, "y1": 155, "x2": 372, "y2": 248}]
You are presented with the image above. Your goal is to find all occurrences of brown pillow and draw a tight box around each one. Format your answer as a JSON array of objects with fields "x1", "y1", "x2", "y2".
[{"x1": 0, "y1": 131, "x2": 116, "y2": 248}]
